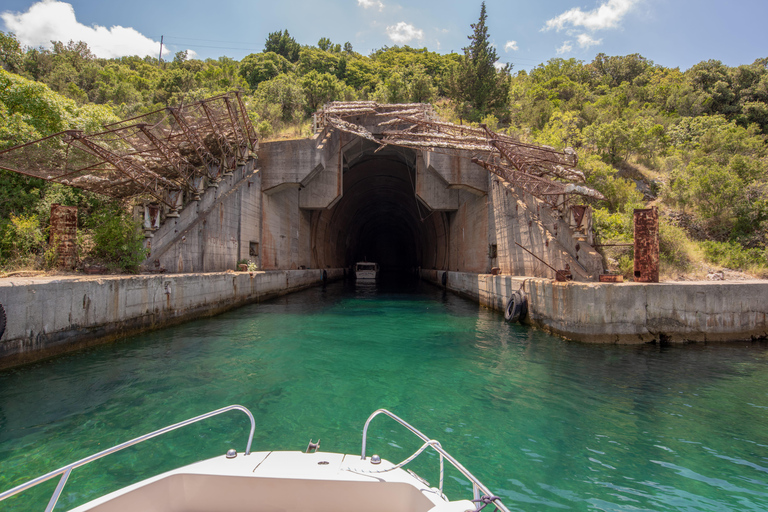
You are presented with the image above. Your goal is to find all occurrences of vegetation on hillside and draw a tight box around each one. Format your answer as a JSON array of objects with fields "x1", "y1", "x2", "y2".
[{"x1": 0, "y1": 3, "x2": 766, "y2": 278}]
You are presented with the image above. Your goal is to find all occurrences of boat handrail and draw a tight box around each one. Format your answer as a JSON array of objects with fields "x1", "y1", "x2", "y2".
[
  {"x1": 360, "y1": 409, "x2": 511, "y2": 512},
  {"x1": 0, "y1": 404, "x2": 256, "y2": 512}
]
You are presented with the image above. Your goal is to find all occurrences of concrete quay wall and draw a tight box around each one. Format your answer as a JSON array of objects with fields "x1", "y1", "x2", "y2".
[
  {"x1": 421, "y1": 270, "x2": 768, "y2": 343},
  {"x1": 0, "y1": 269, "x2": 342, "y2": 369}
]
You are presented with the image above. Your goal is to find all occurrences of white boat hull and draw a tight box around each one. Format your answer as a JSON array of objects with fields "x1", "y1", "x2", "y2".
[
  {"x1": 69, "y1": 451, "x2": 473, "y2": 512},
  {"x1": 355, "y1": 262, "x2": 379, "y2": 281}
]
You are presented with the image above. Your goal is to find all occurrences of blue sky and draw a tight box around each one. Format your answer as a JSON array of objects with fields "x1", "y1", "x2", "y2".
[{"x1": 1, "y1": 0, "x2": 766, "y2": 72}]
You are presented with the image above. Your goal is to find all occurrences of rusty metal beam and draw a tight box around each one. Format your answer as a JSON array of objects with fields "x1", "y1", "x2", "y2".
[
  {"x1": 200, "y1": 100, "x2": 236, "y2": 171},
  {"x1": 471, "y1": 157, "x2": 566, "y2": 207},
  {"x1": 234, "y1": 91, "x2": 258, "y2": 151},
  {"x1": 134, "y1": 124, "x2": 190, "y2": 180},
  {"x1": 167, "y1": 106, "x2": 220, "y2": 180},
  {"x1": 223, "y1": 96, "x2": 248, "y2": 162},
  {"x1": 69, "y1": 131, "x2": 178, "y2": 207}
]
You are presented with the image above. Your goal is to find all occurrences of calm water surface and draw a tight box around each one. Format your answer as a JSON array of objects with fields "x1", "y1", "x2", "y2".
[{"x1": 1, "y1": 279, "x2": 768, "y2": 511}]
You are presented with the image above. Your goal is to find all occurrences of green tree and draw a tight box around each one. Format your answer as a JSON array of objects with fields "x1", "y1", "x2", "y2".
[
  {"x1": 408, "y1": 65, "x2": 437, "y2": 103},
  {"x1": 254, "y1": 72, "x2": 306, "y2": 122},
  {"x1": 302, "y1": 70, "x2": 344, "y2": 112},
  {"x1": 239, "y1": 52, "x2": 292, "y2": 90},
  {"x1": 0, "y1": 31, "x2": 22, "y2": 72},
  {"x1": 264, "y1": 30, "x2": 301, "y2": 63},
  {"x1": 317, "y1": 37, "x2": 340, "y2": 53},
  {"x1": 449, "y1": 2, "x2": 510, "y2": 121},
  {"x1": 296, "y1": 47, "x2": 344, "y2": 78},
  {"x1": 589, "y1": 53, "x2": 653, "y2": 88}
]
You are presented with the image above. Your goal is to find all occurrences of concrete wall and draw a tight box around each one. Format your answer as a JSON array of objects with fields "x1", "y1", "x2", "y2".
[
  {"x1": 141, "y1": 132, "x2": 601, "y2": 281},
  {"x1": 421, "y1": 270, "x2": 768, "y2": 344},
  {"x1": 448, "y1": 190, "x2": 490, "y2": 273},
  {"x1": 144, "y1": 160, "x2": 261, "y2": 273},
  {"x1": 488, "y1": 177, "x2": 602, "y2": 281},
  {"x1": 261, "y1": 187, "x2": 313, "y2": 270},
  {"x1": 0, "y1": 270, "x2": 342, "y2": 369}
]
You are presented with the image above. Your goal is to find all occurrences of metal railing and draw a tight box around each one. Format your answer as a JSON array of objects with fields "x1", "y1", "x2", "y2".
[
  {"x1": 0, "y1": 404, "x2": 256, "y2": 512},
  {"x1": 360, "y1": 409, "x2": 511, "y2": 512}
]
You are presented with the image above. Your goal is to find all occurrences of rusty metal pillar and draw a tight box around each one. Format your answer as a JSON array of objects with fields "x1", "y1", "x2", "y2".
[
  {"x1": 50, "y1": 204, "x2": 78, "y2": 269},
  {"x1": 633, "y1": 207, "x2": 659, "y2": 282}
]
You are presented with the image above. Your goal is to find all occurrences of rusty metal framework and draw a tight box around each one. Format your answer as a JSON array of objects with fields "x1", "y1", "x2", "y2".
[
  {"x1": 0, "y1": 92, "x2": 257, "y2": 209},
  {"x1": 315, "y1": 101, "x2": 604, "y2": 206}
]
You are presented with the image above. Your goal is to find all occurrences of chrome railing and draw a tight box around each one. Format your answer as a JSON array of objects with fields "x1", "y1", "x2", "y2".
[
  {"x1": 360, "y1": 409, "x2": 511, "y2": 512},
  {"x1": 0, "y1": 404, "x2": 256, "y2": 512}
]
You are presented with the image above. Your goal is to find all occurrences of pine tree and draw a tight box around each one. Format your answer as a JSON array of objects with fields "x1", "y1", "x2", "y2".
[
  {"x1": 451, "y1": 2, "x2": 510, "y2": 122},
  {"x1": 264, "y1": 30, "x2": 301, "y2": 63}
]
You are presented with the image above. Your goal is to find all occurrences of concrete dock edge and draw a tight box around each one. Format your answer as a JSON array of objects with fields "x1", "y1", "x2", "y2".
[
  {"x1": 420, "y1": 270, "x2": 768, "y2": 344},
  {"x1": 0, "y1": 269, "x2": 343, "y2": 369}
]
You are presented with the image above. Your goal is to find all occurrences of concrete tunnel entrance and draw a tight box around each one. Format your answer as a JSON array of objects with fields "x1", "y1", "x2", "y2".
[{"x1": 310, "y1": 145, "x2": 449, "y2": 274}]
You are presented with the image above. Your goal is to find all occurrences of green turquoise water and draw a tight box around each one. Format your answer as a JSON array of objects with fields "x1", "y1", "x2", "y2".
[{"x1": 2, "y1": 279, "x2": 768, "y2": 511}]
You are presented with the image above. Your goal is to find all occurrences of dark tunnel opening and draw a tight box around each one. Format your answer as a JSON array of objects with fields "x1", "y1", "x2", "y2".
[{"x1": 311, "y1": 148, "x2": 448, "y2": 277}]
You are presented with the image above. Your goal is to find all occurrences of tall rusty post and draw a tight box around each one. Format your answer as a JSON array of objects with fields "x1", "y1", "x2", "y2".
[
  {"x1": 633, "y1": 207, "x2": 659, "y2": 282},
  {"x1": 50, "y1": 204, "x2": 78, "y2": 269}
]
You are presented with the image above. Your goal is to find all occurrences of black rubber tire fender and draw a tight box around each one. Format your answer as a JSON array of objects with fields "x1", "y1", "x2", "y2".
[
  {"x1": 0, "y1": 303, "x2": 5, "y2": 339},
  {"x1": 504, "y1": 290, "x2": 526, "y2": 323},
  {"x1": 322, "y1": 269, "x2": 328, "y2": 283},
  {"x1": 441, "y1": 271, "x2": 448, "y2": 286}
]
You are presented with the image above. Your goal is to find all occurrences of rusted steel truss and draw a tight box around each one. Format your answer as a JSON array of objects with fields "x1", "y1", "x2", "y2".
[
  {"x1": 315, "y1": 101, "x2": 604, "y2": 205},
  {"x1": 0, "y1": 92, "x2": 258, "y2": 207}
]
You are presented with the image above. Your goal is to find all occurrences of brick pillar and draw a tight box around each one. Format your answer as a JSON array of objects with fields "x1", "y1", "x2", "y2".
[
  {"x1": 50, "y1": 204, "x2": 78, "y2": 269},
  {"x1": 633, "y1": 207, "x2": 659, "y2": 282}
]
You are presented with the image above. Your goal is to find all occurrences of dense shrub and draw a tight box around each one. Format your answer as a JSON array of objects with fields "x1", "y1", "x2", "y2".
[
  {"x1": 89, "y1": 211, "x2": 147, "y2": 273},
  {"x1": 701, "y1": 240, "x2": 767, "y2": 272}
]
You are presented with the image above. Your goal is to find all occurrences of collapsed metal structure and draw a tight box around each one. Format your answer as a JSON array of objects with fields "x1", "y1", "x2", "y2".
[
  {"x1": 0, "y1": 97, "x2": 601, "y2": 221},
  {"x1": 315, "y1": 101, "x2": 604, "y2": 208},
  {"x1": 0, "y1": 92, "x2": 258, "y2": 214}
]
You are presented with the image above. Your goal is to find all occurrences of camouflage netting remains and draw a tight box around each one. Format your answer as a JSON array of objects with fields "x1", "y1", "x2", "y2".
[
  {"x1": 0, "y1": 92, "x2": 258, "y2": 209},
  {"x1": 314, "y1": 101, "x2": 603, "y2": 207}
]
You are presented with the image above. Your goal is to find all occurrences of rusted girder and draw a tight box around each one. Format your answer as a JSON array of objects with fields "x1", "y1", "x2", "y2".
[
  {"x1": 223, "y1": 96, "x2": 249, "y2": 162},
  {"x1": 325, "y1": 116, "x2": 378, "y2": 142},
  {"x1": 471, "y1": 157, "x2": 569, "y2": 207},
  {"x1": 68, "y1": 131, "x2": 179, "y2": 208},
  {"x1": 134, "y1": 123, "x2": 192, "y2": 180},
  {"x1": 481, "y1": 126, "x2": 582, "y2": 182},
  {"x1": 234, "y1": 91, "x2": 258, "y2": 151},
  {"x1": 167, "y1": 106, "x2": 221, "y2": 181},
  {"x1": 200, "y1": 100, "x2": 237, "y2": 172}
]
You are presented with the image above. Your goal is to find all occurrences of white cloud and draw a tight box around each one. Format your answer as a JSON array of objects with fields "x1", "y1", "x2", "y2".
[
  {"x1": 577, "y1": 33, "x2": 602, "y2": 48},
  {"x1": 504, "y1": 41, "x2": 518, "y2": 52},
  {"x1": 386, "y1": 22, "x2": 423, "y2": 44},
  {"x1": 2, "y1": 0, "x2": 166, "y2": 58},
  {"x1": 556, "y1": 41, "x2": 573, "y2": 55},
  {"x1": 543, "y1": 0, "x2": 638, "y2": 32},
  {"x1": 493, "y1": 61, "x2": 506, "y2": 71},
  {"x1": 358, "y1": 0, "x2": 385, "y2": 11}
]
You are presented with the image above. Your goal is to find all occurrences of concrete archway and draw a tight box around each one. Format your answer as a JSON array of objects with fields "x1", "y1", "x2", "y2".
[{"x1": 310, "y1": 147, "x2": 449, "y2": 273}]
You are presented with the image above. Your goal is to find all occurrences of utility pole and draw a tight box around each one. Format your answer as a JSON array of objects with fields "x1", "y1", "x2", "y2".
[{"x1": 158, "y1": 35, "x2": 164, "y2": 63}]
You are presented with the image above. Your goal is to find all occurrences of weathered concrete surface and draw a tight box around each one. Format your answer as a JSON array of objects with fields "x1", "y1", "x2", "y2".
[
  {"x1": 140, "y1": 120, "x2": 602, "y2": 281},
  {"x1": 421, "y1": 270, "x2": 768, "y2": 343},
  {"x1": 488, "y1": 177, "x2": 602, "y2": 281},
  {"x1": 258, "y1": 132, "x2": 340, "y2": 196},
  {"x1": 0, "y1": 269, "x2": 342, "y2": 369},
  {"x1": 144, "y1": 160, "x2": 261, "y2": 273}
]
